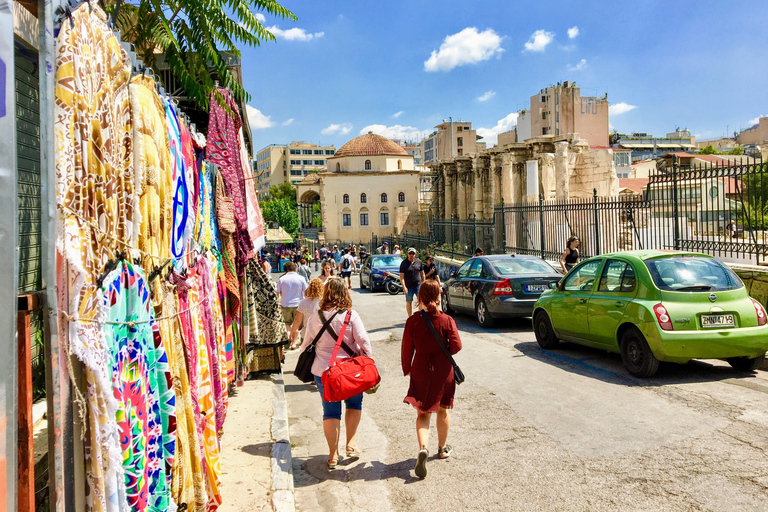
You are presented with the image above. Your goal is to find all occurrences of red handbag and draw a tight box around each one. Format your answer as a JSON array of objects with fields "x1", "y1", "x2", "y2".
[{"x1": 321, "y1": 311, "x2": 381, "y2": 402}]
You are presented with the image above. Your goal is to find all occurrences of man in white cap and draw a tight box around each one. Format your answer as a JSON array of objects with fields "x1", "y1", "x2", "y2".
[{"x1": 399, "y1": 248, "x2": 425, "y2": 316}]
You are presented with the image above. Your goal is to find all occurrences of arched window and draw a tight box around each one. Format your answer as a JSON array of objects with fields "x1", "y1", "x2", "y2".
[
  {"x1": 359, "y1": 207, "x2": 369, "y2": 226},
  {"x1": 343, "y1": 194, "x2": 349, "y2": 204},
  {"x1": 397, "y1": 159, "x2": 402, "y2": 170},
  {"x1": 365, "y1": 159, "x2": 372, "y2": 170},
  {"x1": 398, "y1": 192, "x2": 405, "y2": 203},
  {"x1": 342, "y1": 208, "x2": 352, "y2": 227},
  {"x1": 380, "y1": 193, "x2": 388, "y2": 203},
  {"x1": 336, "y1": 162, "x2": 340, "y2": 171},
  {"x1": 360, "y1": 193, "x2": 367, "y2": 203}
]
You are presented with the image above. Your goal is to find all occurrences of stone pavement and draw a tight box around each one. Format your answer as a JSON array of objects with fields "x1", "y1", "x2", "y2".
[{"x1": 219, "y1": 372, "x2": 295, "y2": 512}]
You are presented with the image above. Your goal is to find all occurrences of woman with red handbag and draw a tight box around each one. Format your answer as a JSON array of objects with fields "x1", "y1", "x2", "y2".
[
  {"x1": 402, "y1": 280, "x2": 463, "y2": 478},
  {"x1": 300, "y1": 278, "x2": 373, "y2": 469}
]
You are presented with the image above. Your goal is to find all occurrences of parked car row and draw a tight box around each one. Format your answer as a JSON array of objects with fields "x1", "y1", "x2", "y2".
[{"x1": 362, "y1": 250, "x2": 768, "y2": 379}]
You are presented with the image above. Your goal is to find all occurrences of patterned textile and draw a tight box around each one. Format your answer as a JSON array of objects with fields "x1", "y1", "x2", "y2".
[
  {"x1": 215, "y1": 172, "x2": 240, "y2": 316},
  {"x1": 54, "y1": 6, "x2": 134, "y2": 511},
  {"x1": 193, "y1": 162, "x2": 221, "y2": 252},
  {"x1": 129, "y1": 75, "x2": 173, "y2": 288},
  {"x1": 158, "y1": 281, "x2": 207, "y2": 511},
  {"x1": 206, "y1": 88, "x2": 253, "y2": 272},
  {"x1": 100, "y1": 262, "x2": 174, "y2": 512},
  {"x1": 237, "y1": 128, "x2": 265, "y2": 252},
  {"x1": 245, "y1": 259, "x2": 289, "y2": 348},
  {"x1": 165, "y1": 99, "x2": 192, "y2": 270},
  {"x1": 187, "y1": 268, "x2": 223, "y2": 510}
]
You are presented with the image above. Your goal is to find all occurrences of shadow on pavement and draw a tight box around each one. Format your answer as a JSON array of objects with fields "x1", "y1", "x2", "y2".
[
  {"x1": 514, "y1": 340, "x2": 764, "y2": 387},
  {"x1": 240, "y1": 442, "x2": 273, "y2": 457},
  {"x1": 450, "y1": 314, "x2": 533, "y2": 335},
  {"x1": 293, "y1": 455, "x2": 427, "y2": 486}
]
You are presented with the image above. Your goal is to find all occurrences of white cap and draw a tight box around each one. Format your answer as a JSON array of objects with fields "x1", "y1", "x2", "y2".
[{"x1": 408, "y1": 247, "x2": 417, "y2": 254}]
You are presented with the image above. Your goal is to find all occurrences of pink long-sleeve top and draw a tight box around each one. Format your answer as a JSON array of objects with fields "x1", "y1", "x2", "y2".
[{"x1": 300, "y1": 308, "x2": 373, "y2": 377}]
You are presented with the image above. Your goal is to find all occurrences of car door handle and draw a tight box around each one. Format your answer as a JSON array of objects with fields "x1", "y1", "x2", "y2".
[
  {"x1": 579, "y1": 298, "x2": 587, "y2": 304},
  {"x1": 615, "y1": 301, "x2": 624, "y2": 307}
]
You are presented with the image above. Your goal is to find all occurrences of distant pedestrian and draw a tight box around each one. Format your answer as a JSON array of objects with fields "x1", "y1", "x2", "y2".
[
  {"x1": 474, "y1": 247, "x2": 484, "y2": 257},
  {"x1": 319, "y1": 260, "x2": 335, "y2": 284},
  {"x1": 376, "y1": 241, "x2": 389, "y2": 254},
  {"x1": 297, "y1": 258, "x2": 312, "y2": 282},
  {"x1": 423, "y1": 255, "x2": 440, "y2": 287},
  {"x1": 276, "y1": 262, "x2": 308, "y2": 333},
  {"x1": 339, "y1": 248, "x2": 356, "y2": 289},
  {"x1": 401, "y1": 280, "x2": 463, "y2": 478},
  {"x1": 288, "y1": 278, "x2": 324, "y2": 349},
  {"x1": 399, "y1": 248, "x2": 425, "y2": 317},
  {"x1": 262, "y1": 254, "x2": 272, "y2": 276},
  {"x1": 560, "y1": 236, "x2": 579, "y2": 273},
  {"x1": 300, "y1": 278, "x2": 373, "y2": 469},
  {"x1": 727, "y1": 220, "x2": 737, "y2": 239},
  {"x1": 393, "y1": 245, "x2": 402, "y2": 255}
]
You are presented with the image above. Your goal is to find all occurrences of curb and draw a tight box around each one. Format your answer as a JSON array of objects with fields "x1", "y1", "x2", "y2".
[{"x1": 270, "y1": 372, "x2": 296, "y2": 512}]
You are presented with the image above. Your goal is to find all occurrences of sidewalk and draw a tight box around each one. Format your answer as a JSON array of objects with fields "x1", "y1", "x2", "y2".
[{"x1": 219, "y1": 372, "x2": 295, "y2": 512}]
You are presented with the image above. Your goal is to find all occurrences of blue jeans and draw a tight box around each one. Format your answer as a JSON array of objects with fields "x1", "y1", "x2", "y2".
[
  {"x1": 406, "y1": 284, "x2": 420, "y2": 303},
  {"x1": 314, "y1": 375, "x2": 363, "y2": 420}
]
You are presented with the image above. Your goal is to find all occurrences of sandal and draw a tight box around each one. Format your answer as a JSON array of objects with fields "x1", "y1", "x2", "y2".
[
  {"x1": 438, "y1": 445, "x2": 453, "y2": 459},
  {"x1": 327, "y1": 456, "x2": 338, "y2": 469},
  {"x1": 345, "y1": 446, "x2": 362, "y2": 458}
]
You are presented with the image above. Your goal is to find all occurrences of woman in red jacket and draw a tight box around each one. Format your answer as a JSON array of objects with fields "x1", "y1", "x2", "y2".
[{"x1": 401, "y1": 279, "x2": 463, "y2": 478}]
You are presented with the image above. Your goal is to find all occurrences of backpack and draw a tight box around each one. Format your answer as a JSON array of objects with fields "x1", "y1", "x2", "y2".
[{"x1": 341, "y1": 256, "x2": 351, "y2": 270}]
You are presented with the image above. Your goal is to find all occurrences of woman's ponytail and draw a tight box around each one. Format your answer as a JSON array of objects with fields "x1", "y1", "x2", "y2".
[{"x1": 418, "y1": 280, "x2": 442, "y2": 316}]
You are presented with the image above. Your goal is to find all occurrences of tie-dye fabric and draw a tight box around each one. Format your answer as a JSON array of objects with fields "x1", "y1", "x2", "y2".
[
  {"x1": 193, "y1": 162, "x2": 220, "y2": 252},
  {"x1": 165, "y1": 99, "x2": 192, "y2": 270},
  {"x1": 54, "y1": 6, "x2": 133, "y2": 511},
  {"x1": 100, "y1": 262, "x2": 174, "y2": 512}
]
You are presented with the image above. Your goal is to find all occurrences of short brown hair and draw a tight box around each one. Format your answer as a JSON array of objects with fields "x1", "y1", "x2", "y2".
[
  {"x1": 319, "y1": 278, "x2": 352, "y2": 311},
  {"x1": 284, "y1": 261, "x2": 297, "y2": 272},
  {"x1": 305, "y1": 278, "x2": 324, "y2": 299}
]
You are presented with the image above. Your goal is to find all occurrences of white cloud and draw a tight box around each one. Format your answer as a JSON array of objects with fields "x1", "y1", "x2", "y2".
[
  {"x1": 477, "y1": 90, "x2": 496, "y2": 102},
  {"x1": 359, "y1": 124, "x2": 431, "y2": 141},
  {"x1": 392, "y1": 111, "x2": 404, "y2": 118},
  {"x1": 321, "y1": 123, "x2": 352, "y2": 135},
  {"x1": 748, "y1": 115, "x2": 766, "y2": 126},
  {"x1": 609, "y1": 102, "x2": 637, "y2": 116},
  {"x1": 567, "y1": 58, "x2": 587, "y2": 71},
  {"x1": 477, "y1": 112, "x2": 519, "y2": 146},
  {"x1": 246, "y1": 105, "x2": 274, "y2": 129},
  {"x1": 255, "y1": 12, "x2": 266, "y2": 22},
  {"x1": 567, "y1": 26, "x2": 579, "y2": 39},
  {"x1": 282, "y1": 118, "x2": 294, "y2": 127},
  {"x1": 267, "y1": 25, "x2": 324, "y2": 41},
  {"x1": 424, "y1": 27, "x2": 504, "y2": 72},
  {"x1": 524, "y1": 29, "x2": 554, "y2": 52}
]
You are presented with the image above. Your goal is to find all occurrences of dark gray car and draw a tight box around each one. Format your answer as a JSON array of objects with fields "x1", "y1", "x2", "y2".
[{"x1": 441, "y1": 254, "x2": 562, "y2": 327}]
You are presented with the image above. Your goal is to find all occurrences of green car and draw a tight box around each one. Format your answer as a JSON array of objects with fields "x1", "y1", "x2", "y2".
[{"x1": 532, "y1": 250, "x2": 768, "y2": 378}]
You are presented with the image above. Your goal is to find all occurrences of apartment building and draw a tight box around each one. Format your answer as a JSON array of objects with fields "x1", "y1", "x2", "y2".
[
  {"x1": 254, "y1": 142, "x2": 336, "y2": 200},
  {"x1": 420, "y1": 120, "x2": 482, "y2": 164}
]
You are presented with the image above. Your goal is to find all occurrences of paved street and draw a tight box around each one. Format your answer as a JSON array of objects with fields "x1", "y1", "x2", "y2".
[{"x1": 283, "y1": 280, "x2": 768, "y2": 512}]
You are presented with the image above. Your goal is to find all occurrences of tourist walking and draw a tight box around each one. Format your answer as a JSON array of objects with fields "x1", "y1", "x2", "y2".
[
  {"x1": 319, "y1": 260, "x2": 335, "y2": 284},
  {"x1": 276, "y1": 262, "x2": 308, "y2": 333},
  {"x1": 399, "y1": 248, "x2": 424, "y2": 316},
  {"x1": 262, "y1": 254, "x2": 272, "y2": 277},
  {"x1": 297, "y1": 258, "x2": 312, "y2": 282},
  {"x1": 339, "y1": 248, "x2": 356, "y2": 289},
  {"x1": 423, "y1": 254, "x2": 440, "y2": 287},
  {"x1": 401, "y1": 280, "x2": 463, "y2": 478},
  {"x1": 300, "y1": 279, "x2": 373, "y2": 469},
  {"x1": 288, "y1": 278, "x2": 324, "y2": 349},
  {"x1": 376, "y1": 241, "x2": 389, "y2": 254},
  {"x1": 559, "y1": 236, "x2": 579, "y2": 273}
]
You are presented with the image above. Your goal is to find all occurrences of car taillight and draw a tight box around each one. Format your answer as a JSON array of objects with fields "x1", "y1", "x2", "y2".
[
  {"x1": 494, "y1": 278, "x2": 514, "y2": 295},
  {"x1": 752, "y1": 299, "x2": 767, "y2": 326},
  {"x1": 653, "y1": 304, "x2": 673, "y2": 331}
]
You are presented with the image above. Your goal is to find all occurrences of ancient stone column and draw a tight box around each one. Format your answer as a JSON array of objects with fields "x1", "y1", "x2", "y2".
[
  {"x1": 437, "y1": 164, "x2": 446, "y2": 217},
  {"x1": 472, "y1": 156, "x2": 485, "y2": 220},
  {"x1": 457, "y1": 171, "x2": 467, "y2": 220},
  {"x1": 539, "y1": 153, "x2": 555, "y2": 201},
  {"x1": 443, "y1": 162, "x2": 457, "y2": 220},
  {"x1": 500, "y1": 153, "x2": 515, "y2": 205},
  {"x1": 554, "y1": 141, "x2": 569, "y2": 200}
]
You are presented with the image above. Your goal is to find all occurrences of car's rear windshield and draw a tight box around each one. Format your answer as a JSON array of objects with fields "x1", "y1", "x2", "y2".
[
  {"x1": 644, "y1": 256, "x2": 743, "y2": 292},
  {"x1": 372, "y1": 256, "x2": 402, "y2": 267},
  {"x1": 491, "y1": 258, "x2": 556, "y2": 275}
]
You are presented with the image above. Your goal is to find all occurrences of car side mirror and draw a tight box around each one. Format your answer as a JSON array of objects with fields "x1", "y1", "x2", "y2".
[{"x1": 557, "y1": 281, "x2": 565, "y2": 291}]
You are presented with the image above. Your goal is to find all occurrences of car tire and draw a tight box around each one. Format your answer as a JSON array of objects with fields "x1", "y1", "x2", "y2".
[
  {"x1": 475, "y1": 297, "x2": 495, "y2": 327},
  {"x1": 534, "y1": 311, "x2": 559, "y2": 349},
  {"x1": 442, "y1": 291, "x2": 455, "y2": 315},
  {"x1": 726, "y1": 354, "x2": 765, "y2": 372},
  {"x1": 620, "y1": 327, "x2": 660, "y2": 378}
]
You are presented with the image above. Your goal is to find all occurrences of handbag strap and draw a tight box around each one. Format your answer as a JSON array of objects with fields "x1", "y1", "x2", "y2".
[
  {"x1": 327, "y1": 310, "x2": 353, "y2": 367},
  {"x1": 420, "y1": 310, "x2": 460, "y2": 371},
  {"x1": 307, "y1": 310, "x2": 341, "y2": 349},
  {"x1": 319, "y1": 310, "x2": 356, "y2": 357}
]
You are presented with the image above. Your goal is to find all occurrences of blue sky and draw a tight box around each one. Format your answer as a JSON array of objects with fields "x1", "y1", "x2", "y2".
[{"x1": 241, "y1": 0, "x2": 768, "y2": 151}]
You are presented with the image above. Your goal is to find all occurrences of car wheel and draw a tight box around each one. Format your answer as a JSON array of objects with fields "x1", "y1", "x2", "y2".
[
  {"x1": 442, "y1": 291, "x2": 455, "y2": 315},
  {"x1": 534, "y1": 311, "x2": 559, "y2": 349},
  {"x1": 620, "y1": 327, "x2": 660, "y2": 378},
  {"x1": 726, "y1": 354, "x2": 765, "y2": 372},
  {"x1": 475, "y1": 297, "x2": 495, "y2": 327}
]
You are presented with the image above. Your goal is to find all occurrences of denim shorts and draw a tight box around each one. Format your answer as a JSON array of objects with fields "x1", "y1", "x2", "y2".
[
  {"x1": 314, "y1": 375, "x2": 363, "y2": 420},
  {"x1": 406, "y1": 284, "x2": 420, "y2": 303}
]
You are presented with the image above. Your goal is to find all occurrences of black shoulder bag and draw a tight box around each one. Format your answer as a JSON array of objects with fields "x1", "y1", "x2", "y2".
[
  {"x1": 420, "y1": 311, "x2": 465, "y2": 384},
  {"x1": 294, "y1": 310, "x2": 341, "y2": 383}
]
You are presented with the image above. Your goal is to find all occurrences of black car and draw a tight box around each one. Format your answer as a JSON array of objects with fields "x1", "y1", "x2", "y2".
[{"x1": 441, "y1": 254, "x2": 562, "y2": 327}]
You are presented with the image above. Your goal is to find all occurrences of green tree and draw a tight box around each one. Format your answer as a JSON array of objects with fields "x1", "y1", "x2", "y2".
[
  {"x1": 727, "y1": 146, "x2": 745, "y2": 155},
  {"x1": 108, "y1": 0, "x2": 296, "y2": 109},
  {"x1": 266, "y1": 182, "x2": 298, "y2": 206},
  {"x1": 262, "y1": 197, "x2": 299, "y2": 234},
  {"x1": 699, "y1": 144, "x2": 718, "y2": 155}
]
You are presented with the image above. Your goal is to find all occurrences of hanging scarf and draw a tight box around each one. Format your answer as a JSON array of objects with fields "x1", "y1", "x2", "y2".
[
  {"x1": 54, "y1": 6, "x2": 134, "y2": 511},
  {"x1": 245, "y1": 259, "x2": 289, "y2": 347},
  {"x1": 100, "y1": 262, "x2": 174, "y2": 512},
  {"x1": 193, "y1": 162, "x2": 221, "y2": 252},
  {"x1": 237, "y1": 127, "x2": 265, "y2": 252},
  {"x1": 165, "y1": 99, "x2": 192, "y2": 270}
]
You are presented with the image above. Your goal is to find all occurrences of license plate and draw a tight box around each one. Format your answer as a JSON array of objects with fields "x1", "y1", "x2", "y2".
[
  {"x1": 525, "y1": 284, "x2": 549, "y2": 293},
  {"x1": 701, "y1": 314, "x2": 735, "y2": 328}
]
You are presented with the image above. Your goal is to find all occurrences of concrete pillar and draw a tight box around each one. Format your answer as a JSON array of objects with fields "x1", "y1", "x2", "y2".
[{"x1": 554, "y1": 141, "x2": 569, "y2": 200}]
